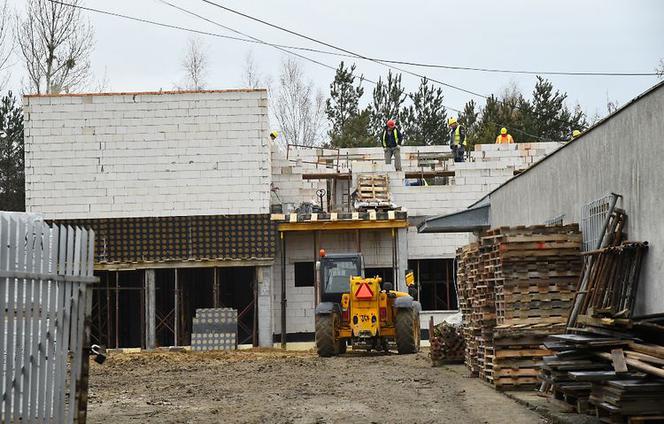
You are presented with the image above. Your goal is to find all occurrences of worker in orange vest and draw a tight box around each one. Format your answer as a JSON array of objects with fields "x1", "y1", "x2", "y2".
[{"x1": 495, "y1": 127, "x2": 514, "y2": 144}]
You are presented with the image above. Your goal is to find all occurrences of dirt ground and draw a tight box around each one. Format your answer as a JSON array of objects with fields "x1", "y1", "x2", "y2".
[{"x1": 87, "y1": 349, "x2": 549, "y2": 424}]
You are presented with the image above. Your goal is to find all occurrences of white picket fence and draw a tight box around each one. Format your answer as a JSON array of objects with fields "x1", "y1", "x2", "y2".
[{"x1": 0, "y1": 212, "x2": 97, "y2": 423}]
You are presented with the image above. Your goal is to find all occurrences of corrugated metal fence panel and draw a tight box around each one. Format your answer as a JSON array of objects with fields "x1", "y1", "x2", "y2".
[{"x1": 0, "y1": 213, "x2": 97, "y2": 423}]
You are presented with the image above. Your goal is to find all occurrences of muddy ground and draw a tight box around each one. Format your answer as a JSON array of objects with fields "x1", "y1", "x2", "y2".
[{"x1": 87, "y1": 349, "x2": 548, "y2": 424}]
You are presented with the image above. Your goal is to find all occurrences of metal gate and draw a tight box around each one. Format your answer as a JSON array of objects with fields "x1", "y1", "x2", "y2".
[{"x1": 0, "y1": 212, "x2": 97, "y2": 423}]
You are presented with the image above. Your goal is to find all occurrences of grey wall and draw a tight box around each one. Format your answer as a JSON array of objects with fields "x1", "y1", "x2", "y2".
[{"x1": 485, "y1": 83, "x2": 664, "y2": 315}]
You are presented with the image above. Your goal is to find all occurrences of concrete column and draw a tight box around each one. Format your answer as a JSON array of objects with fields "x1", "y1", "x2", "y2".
[
  {"x1": 256, "y1": 265, "x2": 273, "y2": 348},
  {"x1": 397, "y1": 227, "x2": 409, "y2": 292},
  {"x1": 144, "y1": 269, "x2": 156, "y2": 350}
]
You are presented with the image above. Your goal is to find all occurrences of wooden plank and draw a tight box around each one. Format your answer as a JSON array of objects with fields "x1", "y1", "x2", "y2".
[
  {"x1": 625, "y1": 351, "x2": 664, "y2": 366},
  {"x1": 11, "y1": 217, "x2": 27, "y2": 423},
  {"x1": 628, "y1": 342, "x2": 664, "y2": 360},
  {"x1": 278, "y1": 219, "x2": 408, "y2": 231},
  {"x1": 0, "y1": 214, "x2": 12, "y2": 423},
  {"x1": 43, "y1": 225, "x2": 59, "y2": 421},
  {"x1": 25, "y1": 221, "x2": 44, "y2": 421},
  {"x1": 611, "y1": 348, "x2": 629, "y2": 374},
  {"x1": 596, "y1": 352, "x2": 664, "y2": 379},
  {"x1": 495, "y1": 348, "x2": 551, "y2": 358}
]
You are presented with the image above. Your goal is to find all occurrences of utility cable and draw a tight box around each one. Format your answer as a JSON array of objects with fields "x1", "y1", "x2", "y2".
[
  {"x1": 197, "y1": 0, "x2": 598, "y2": 134},
  {"x1": 47, "y1": 0, "x2": 566, "y2": 141}
]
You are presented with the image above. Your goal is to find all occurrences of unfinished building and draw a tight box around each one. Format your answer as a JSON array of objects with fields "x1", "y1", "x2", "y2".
[{"x1": 23, "y1": 88, "x2": 561, "y2": 348}]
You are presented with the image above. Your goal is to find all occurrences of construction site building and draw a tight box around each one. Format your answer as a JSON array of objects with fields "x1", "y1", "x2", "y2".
[{"x1": 23, "y1": 89, "x2": 561, "y2": 348}]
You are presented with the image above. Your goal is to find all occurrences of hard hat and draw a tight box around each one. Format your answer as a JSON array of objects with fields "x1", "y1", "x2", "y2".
[
  {"x1": 448, "y1": 117, "x2": 457, "y2": 126},
  {"x1": 270, "y1": 131, "x2": 278, "y2": 139},
  {"x1": 500, "y1": 127, "x2": 507, "y2": 135},
  {"x1": 386, "y1": 119, "x2": 396, "y2": 128},
  {"x1": 572, "y1": 130, "x2": 581, "y2": 139}
]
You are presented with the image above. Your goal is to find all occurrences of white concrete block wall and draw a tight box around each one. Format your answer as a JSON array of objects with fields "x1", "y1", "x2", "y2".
[
  {"x1": 270, "y1": 142, "x2": 560, "y2": 265},
  {"x1": 24, "y1": 90, "x2": 271, "y2": 218}
]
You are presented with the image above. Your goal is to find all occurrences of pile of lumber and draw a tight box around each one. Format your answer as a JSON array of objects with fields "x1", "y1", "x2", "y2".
[
  {"x1": 429, "y1": 319, "x2": 465, "y2": 365},
  {"x1": 456, "y1": 224, "x2": 583, "y2": 390},
  {"x1": 540, "y1": 333, "x2": 664, "y2": 423},
  {"x1": 353, "y1": 174, "x2": 395, "y2": 210}
]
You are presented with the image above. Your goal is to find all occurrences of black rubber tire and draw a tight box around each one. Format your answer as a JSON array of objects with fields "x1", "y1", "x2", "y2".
[
  {"x1": 395, "y1": 309, "x2": 419, "y2": 354},
  {"x1": 337, "y1": 339, "x2": 347, "y2": 355},
  {"x1": 315, "y1": 314, "x2": 337, "y2": 357}
]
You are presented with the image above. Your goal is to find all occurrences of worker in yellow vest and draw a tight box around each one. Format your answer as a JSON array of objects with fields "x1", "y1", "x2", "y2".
[
  {"x1": 495, "y1": 127, "x2": 514, "y2": 144},
  {"x1": 381, "y1": 119, "x2": 403, "y2": 171},
  {"x1": 448, "y1": 117, "x2": 467, "y2": 162}
]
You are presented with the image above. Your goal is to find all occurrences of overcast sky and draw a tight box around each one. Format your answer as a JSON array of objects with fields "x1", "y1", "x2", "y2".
[{"x1": 6, "y1": 0, "x2": 664, "y2": 119}]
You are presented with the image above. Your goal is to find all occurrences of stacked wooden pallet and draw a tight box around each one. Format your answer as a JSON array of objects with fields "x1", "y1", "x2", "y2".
[
  {"x1": 457, "y1": 243, "x2": 480, "y2": 376},
  {"x1": 457, "y1": 225, "x2": 583, "y2": 390},
  {"x1": 354, "y1": 174, "x2": 394, "y2": 210}
]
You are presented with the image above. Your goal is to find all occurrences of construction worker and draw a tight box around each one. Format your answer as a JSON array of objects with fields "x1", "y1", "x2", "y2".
[
  {"x1": 572, "y1": 129, "x2": 582, "y2": 140},
  {"x1": 448, "y1": 117, "x2": 467, "y2": 162},
  {"x1": 270, "y1": 130, "x2": 279, "y2": 141},
  {"x1": 495, "y1": 127, "x2": 514, "y2": 144},
  {"x1": 381, "y1": 119, "x2": 403, "y2": 171}
]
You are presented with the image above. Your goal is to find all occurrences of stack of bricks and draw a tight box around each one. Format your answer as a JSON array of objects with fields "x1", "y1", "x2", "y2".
[
  {"x1": 457, "y1": 224, "x2": 582, "y2": 390},
  {"x1": 191, "y1": 308, "x2": 238, "y2": 351}
]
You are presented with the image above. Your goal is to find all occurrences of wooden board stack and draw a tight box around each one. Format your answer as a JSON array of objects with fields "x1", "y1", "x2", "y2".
[
  {"x1": 540, "y1": 333, "x2": 664, "y2": 423},
  {"x1": 456, "y1": 225, "x2": 583, "y2": 390},
  {"x1": 354, "y1": 174, "x2": 394, "y2": 210}
]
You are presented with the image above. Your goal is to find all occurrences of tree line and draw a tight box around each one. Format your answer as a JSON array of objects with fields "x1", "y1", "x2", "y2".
[
  {"x1": 0, "y1": 0, "x2": 662, "y2": 211},
  {"x1": 324, "y1": 62, "x2": 589, "y2": 149}
]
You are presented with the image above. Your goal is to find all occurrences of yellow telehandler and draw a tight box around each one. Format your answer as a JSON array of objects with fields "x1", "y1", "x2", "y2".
[{"x1": 314, "y1": 251, "x2": 421, "y2": 357}]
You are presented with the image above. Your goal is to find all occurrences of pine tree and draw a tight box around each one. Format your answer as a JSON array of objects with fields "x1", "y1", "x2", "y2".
[
  {"x1": 325, "y1": 62, "x2": 373, "y2": 148},
  {"x1": 459, "y1": 99, "x2": 479, "y2": 146},
  {"x1": 368, "y1": 70, "x2": 407, "y2": 138},
  {"x1": 523, "y1": 76, "x2": 587, "y2": 141},
  {"x1": 0, "y1": 92, "x2": 24, "y2": 211},
  {"x1": 325, "y1": 62, "x2": 364, "y2": 132},
  {"x1": 330, "y1": 109, "x2": 374, "y2": 148},
  {"x1": 403, "y1": 77, "x2": 447, "y2": 145}
]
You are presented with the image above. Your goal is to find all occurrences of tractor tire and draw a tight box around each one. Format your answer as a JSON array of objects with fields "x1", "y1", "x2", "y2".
[
  {"x1": 395, "y1": 308, "x2": 420, "y2": 354},
  {"x1": 315, "y1": 314, "x2": 338, "y2": 357},
  {"x1": 337, "y1": 339, "x2": 347, "y2": 355}
]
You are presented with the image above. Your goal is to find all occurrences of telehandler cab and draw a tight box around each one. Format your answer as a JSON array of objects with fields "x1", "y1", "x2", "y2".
[{"x1": 314, "y1": 250, "x2": 421, "y2": 357}]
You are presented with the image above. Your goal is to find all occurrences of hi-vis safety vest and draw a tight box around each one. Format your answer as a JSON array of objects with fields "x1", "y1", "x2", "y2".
[
  {"x1": 382, "y1": 128, "x2": 399, "y2": 148},
  {"x1": 496, "y1": 134, "x2": 514, "y2": 144},
  {"x1": 452, "y1": 126, "x2": 467, "y2": 146}
]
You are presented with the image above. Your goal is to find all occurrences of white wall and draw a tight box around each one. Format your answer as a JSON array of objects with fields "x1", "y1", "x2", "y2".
[
  {"x1": 486, "y1": 84, "x2": 664, "y2": 315},
  {"x1": 24, "y1": 90, "x2": 271, "y2": 218}
]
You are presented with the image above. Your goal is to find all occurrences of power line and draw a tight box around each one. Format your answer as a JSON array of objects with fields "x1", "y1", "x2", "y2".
[
  {"x1": 197, "y1": 0, "x2": 579, "y2": 139},
  {"x1": 46, "y1": 0, "x2": 570, "y2": 141}
]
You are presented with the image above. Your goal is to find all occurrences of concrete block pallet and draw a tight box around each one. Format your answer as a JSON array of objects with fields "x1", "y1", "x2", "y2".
[{"x1": 191, "y1": 308, "x2": 238, "y2": 351}]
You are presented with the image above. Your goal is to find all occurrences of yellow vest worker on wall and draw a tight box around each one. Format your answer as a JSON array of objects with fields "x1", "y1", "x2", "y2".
[
  {"x1": 495, "y1": 127, "x2": 514, "y2": 144},
  {"x1": 381, "y1": 119, "x2": 403, "y2": 171},
  {"x1": 448, "y1": 117, "x2": 467, "y2": 162}
]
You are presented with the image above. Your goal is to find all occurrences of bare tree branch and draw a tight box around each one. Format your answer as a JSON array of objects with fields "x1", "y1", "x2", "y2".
[
  {"x1": 178, "y1": 37, "x2": 208, "y2": 90},
  {"x1": 656, "y1": 58, "x2": 664, "y2": 80},
  {"x1": 16, "y1": 0, "x2": 94, "y2": 94},
  {"x1": 272, "y1": 58, "x2": 326, "y2": 147},
  {"x1": 0, "y1": 1, "x2": 13, "y2": 91}
]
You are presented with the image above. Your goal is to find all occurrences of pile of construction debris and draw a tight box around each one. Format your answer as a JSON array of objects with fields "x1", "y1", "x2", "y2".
[
  {"x1": 537, "y1": 212, "x2": 660, "y2": 423},
  {"x1": 429, "y1": 320, "x2": 465, "y2": 366},
  {"x1": 457, "y1": 224, "x2": 583, "y2": 390}
]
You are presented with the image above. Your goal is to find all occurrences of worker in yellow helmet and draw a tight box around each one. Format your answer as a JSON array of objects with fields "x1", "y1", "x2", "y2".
[
  {"x1": 571, "y1": 130, "x2": 582, "y2": 140},
  {"x1": 270, "y1": 131, "x2": 279, "y2": 141},
  {"x1": 495, "y1": 127, "x2": 514, "y2": 144},
  {"x1": 448, "y1": 117, "x2": 467, "y2": 162}
]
